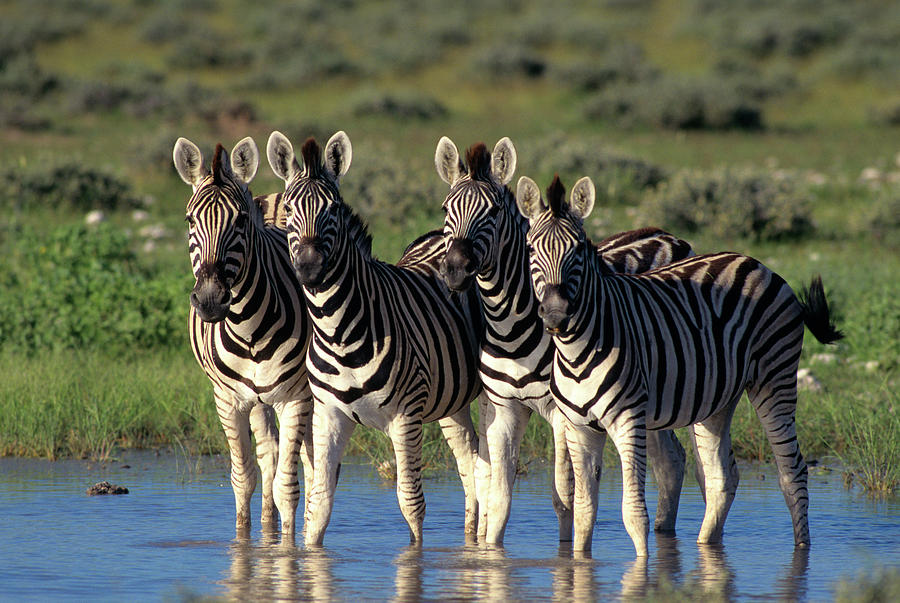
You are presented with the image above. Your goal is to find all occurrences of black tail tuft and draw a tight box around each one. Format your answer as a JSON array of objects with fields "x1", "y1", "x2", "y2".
[{"x1": 798, "y1": 275, "x2": 844, "y2": 345}]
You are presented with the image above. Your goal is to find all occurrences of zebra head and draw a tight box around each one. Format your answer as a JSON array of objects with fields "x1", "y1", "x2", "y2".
[
  {"x1": 435, "y1": 136, "x2": 517, "y2": 291},
  {"x1": 267, "y1": 130, "x2": 351, "y2": 288},
  {"x1": 516, "y1": 175, "x2": 595, "y2": 335},
  {"x1": 174, "y1": 136, "x2": 261, "y2": 323}
]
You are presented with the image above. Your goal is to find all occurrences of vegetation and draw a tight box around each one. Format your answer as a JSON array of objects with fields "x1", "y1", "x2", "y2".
[{"x1": 0, "y1": 0, "x2": 897, "y2": 510}]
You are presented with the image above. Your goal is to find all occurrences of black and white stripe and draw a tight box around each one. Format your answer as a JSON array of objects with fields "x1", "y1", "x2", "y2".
[
  {"x1": 516, "y1": 174, "x2": 843, "y2": 556},
  {"x1": 435, "y1": 137, "x2": 694, "y2": 545},
  {"x1": 174, "y1": 137, "x2": 313, "y2": 537},
  {"x1": 267, "y1": 130, "x2": 485, "y2": 546}
]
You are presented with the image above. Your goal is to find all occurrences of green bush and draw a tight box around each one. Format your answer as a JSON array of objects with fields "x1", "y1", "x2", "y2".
[
  {"x1": 0, "y1": 223, "x2": 190, "y2": 353},
  {"x1": 586, "y1": 76, "x2": 764, "y2": 130},
  {"x1": 1, "y1": 162, "x2": 142, "y2": 212},
  {"x1": 641, "y1": 167, "x2": 814, "y2": 241},
  {"x1": 349, "y1": 90, "x2": 448, "y2": 120}
]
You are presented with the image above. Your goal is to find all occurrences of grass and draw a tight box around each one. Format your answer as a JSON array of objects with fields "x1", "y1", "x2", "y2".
[{"x1": 0, "y1": 0, "x2": 897, "y2": 499}]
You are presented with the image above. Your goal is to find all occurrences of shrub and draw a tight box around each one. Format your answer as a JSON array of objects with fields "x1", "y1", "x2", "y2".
[
  {"x1": 641, "y1": 167, "x2": 814, "y2": 241},
  {"x1": 586, "y1": 76, "x2": 764, "y2": 131},
  {"x1": 1, "y1": 163, "x2": 142, "y2": 212},
  {"x1": 0, "y1": 223, "x2": 190, "y2": 353},
  {"x1": 471, "y1": 44, "x2": 547, "y2": 79},
  {"x1": 349, "y1": 90, "x2": 448, "y2": 120}
]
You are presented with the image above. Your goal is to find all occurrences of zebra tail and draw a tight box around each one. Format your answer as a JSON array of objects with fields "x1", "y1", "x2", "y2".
[{"x1": 798, "y1": 275, "x2": 844, "y2": 345}]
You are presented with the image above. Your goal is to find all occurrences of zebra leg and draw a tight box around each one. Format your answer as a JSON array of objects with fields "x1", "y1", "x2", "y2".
[
  {"x1": 693, "y1": 399, "x2": 740, "y2": 545},
  {"x1": 272, "y1": 399, "x2": 310, "y2": 537},
  {"x1": 437, "y1": 405, "x2": 480, "y2": 539},
  {"x1": 484, "y1": 398, "x2": 531, "y2": 545},
  {"x1": 299, "y1": 402, "x2": 315, "y2": 528},
  {"x1": 215, "y1": 393, "x2": 257, "y2": 532},
  {"x1": 609, "y1": 422, "x2": 650, "y2": 557},
  {"x1": 565, "y1": 423, "x2": 606, "y2": 552},
  {"x1": 551, "y1": 409, "x2": 575, "y2": 542},
  {"x1": 249, "y1": 402, "x2": 279, "y2": 528},
  {"x1": 305, "y1": 404, "x2": 355, "y2": 547},
  {"x1": 474, "y1": 397, "x2": 492, "y2": 540},
  {"x1": 388, "y1": 413, "x2": 427, "y2": 544},
  {"x1": 646, "y1": 429, "x2": 685, "y2": 533},
  {"x1": 749, "y1": 377, "x2": 810, "y2": 547}
]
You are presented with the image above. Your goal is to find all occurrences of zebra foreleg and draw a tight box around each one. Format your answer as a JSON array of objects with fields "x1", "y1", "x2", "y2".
[
  {"x1": 388, "y1": 414, "x2": 427, "y2": 544},
  {"x1": 609, "y1": 422, "x2": 650, "y2": 557},
  {"x1": 437, "y1": 405, "x2": 480, "y2": 540},
  {"x1": 249, "y1": 402, "x2": 279, "y2": 529},
  {"x1": 216, "y1": 394, "x2": 257, "y2": 533},
  {"x1": 484, "y1": 399, "x2": 531, "y2": 545},
  {"x1": 305, "y1": 404, "x2": 355, "y2": 547},
  {"x1": 551, "y1": 409, "x2": 575, "y2": 543},
  {"x1": 646, "y1": 429, "x2": 686, "y2": 533},
  {"x1": 272, "y1": 399, "x2": 311, "y2": 538},
  {"x1": 299, "y1": 402, "x2": 315, "y2": 529},
  {"x1": 474, "y1": 397, "x2": 492, "y2": 541},
  {"x1": 564, "y1": 423, "x2": 606, "y2": 552},
  {"x1": 693, "y1": 399, "x2": 740, "y2": 545}
]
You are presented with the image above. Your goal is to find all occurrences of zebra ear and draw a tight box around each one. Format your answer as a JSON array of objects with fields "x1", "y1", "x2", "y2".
[
  {"x1": 569, "y1": 176, "x2": 595, "y2": 220},
  {"x1": 491, "y1": 137, "x2": 517, "y2": 185},
  {"x1": 173, "y1": 137, "x2": 207, "y2": 190},
  {"x1": 231, "y1": 136, "x2": 259, "y2": 184},
  {"x1": 515, "y1": 176, "x2": 546, "y2": 222},
  {"x1": 324, "y1": 131, "x2": 352, "y2": 183},
  {"x1": 267, "y1": 131, "x2": 300, "y2": 184},
  {"x1": 435, "y1": 136, "x2": 465, "y2": 185}
]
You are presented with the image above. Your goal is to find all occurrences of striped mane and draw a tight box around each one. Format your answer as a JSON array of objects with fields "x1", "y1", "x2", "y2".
[
  {"x1": 211, "y1": 143, "x2": 227, "y2": 186},
  {"x1": 338, "y1": 201, "x2": 374, "y2": 259},
  {"x1": 547, "y1": 174, "x2": 565, "y2": 218},
  {"x1": 465, "y1": 143, "x2": 492, "y2": 182}
]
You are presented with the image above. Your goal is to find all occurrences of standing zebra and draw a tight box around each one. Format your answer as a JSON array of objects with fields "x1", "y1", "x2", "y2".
[
  {"x1": 516, "y1": 174, "x2": 843, "y2": 556},
  {"x1": 173, "y1": 137, "x2": 314, "y2": 537},
  {"x1": 266, "y1": 130, "x2": 486, "y2": 546},
  {"x1": 435, "y1": 137, "x2": 693, "y2": 545}
]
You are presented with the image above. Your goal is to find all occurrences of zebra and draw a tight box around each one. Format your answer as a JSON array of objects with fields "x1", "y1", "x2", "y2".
[
  {"x1": 266, "y1": 130, "x2": 486, "y2": 546},
  {"x1": 173, "y1": 136, "x2": 314, "y2": 537},
  {"x1": 515, "y1": 174, "x2": 843, "y2": 556},
  {"x1": 435, "y1": 136, "x2": 694, "y2": 546}
]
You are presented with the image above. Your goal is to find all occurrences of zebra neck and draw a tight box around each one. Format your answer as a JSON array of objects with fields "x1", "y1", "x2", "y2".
[
  {"x1": 554, "y1": 246, "x2": 606, "y2": 351},
  {"x1": 226, "y1": 229, "x2": 291, "y2": 342},
  {"x1": 302, "y1": 227, "x2": 374, "y2": 346},
  {"x1": 477, "y1": 205, "x2": 541, "y2": 327}
]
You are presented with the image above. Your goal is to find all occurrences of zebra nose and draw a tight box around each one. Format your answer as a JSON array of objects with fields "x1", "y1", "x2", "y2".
[
  {"x1": 190, "y1": 278, "x2": 232, "y2": 323},
  {"x1": 442, "y1": 238, "x2": 477, "y2": 291},
  {"x1": 294, "y1": 244, "x2": 325, "y2": 286},
  {"x1": 539, "y1": 285, "x2": 570, "y2": 333}
]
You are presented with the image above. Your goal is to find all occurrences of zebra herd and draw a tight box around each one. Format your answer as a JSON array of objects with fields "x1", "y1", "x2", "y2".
[{"x1": 173, "y1": 131, "x2": 842, "y2": 557}]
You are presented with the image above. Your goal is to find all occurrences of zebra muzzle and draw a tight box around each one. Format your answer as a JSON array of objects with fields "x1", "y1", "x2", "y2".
[
  {"x1": 191, "y1": 273, "x2": 232, "y2": 323},
  {"x1": 539, "y1": 285, "x2": 570, "y2": 334},
  {"x1": 441, "y1": 238, "x2": 477, "y2": 291},
  {"x1": 293, "y1": 244, "x2": 325, "y2": 287}
]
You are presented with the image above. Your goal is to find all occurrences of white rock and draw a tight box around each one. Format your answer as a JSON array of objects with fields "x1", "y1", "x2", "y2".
[
  {"x1": 797, "y1": 368, "x2": 823, "y2": 392},
  {"x1": 85, "y1": 210, "x2": 106, "y2": 225}
]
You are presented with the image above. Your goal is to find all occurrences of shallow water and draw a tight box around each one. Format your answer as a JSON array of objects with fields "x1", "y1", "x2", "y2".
[{"x1": 0, "y1": 451, "x2": 897, "y2": 601}]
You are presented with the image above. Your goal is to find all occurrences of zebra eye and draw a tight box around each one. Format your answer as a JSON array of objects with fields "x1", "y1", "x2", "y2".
[
  {"x1": 185, "y1": 215, "x2": 195, "y2": 228},
  {"x1": 235, "y1": 213, "x2": 247, "y2": 229},
  {"x1": 283, "y1": 204, "x2": 293, "y2": 217}
]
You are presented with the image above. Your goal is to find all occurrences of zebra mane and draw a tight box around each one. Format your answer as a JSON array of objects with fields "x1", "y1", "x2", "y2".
[
  {"x1": 547, "y1": 174, "x2": 565, "y2": 218},
  {"x1": 211, "y1": 143, "x2": 227, "y2": 186},
  {"x1": 337, "y1": 201, "x2": 374, "y2": 259},
  {"x1": 301, "y1": 137, "x2": 324, "y2": 178},
  {"x1": 465, "y1": 143, "x2": 492, "y2": 182}
]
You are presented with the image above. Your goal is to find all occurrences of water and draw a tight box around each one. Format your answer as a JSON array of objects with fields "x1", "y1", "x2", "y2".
[{"x1": 0, "y1": 452, "x2": 897, "y2": 601}]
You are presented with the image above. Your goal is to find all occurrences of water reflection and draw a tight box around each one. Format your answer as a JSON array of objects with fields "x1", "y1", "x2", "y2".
[{"x1": 553, "y1": 545, "x2": 599, "y2": 601}]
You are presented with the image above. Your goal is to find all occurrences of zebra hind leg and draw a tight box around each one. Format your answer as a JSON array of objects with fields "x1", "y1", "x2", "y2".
[
  {"x1": 249, "y1": 402, "x2": 279, "y2": 529},
  {"x1": 216, "y1": 394, "x2": 257, "y2": 534},
  {"x1": 749, "y1": 365, "x2": 810, "y2": 547},
  {"x1": 437, "y1": 405, "x2": 480, "y2": 540},
  {"x1": 692, "y1": 398, "x2": 740, "y2": 545},
  {"x1": 646, "y1": 429, "x2": 686, "y2": 533},
  {"x1": 389, "y1": 413, "x2": 427, "y2": 544}
]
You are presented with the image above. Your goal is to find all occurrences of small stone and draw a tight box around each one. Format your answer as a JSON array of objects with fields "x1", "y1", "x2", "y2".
[
  {"x1": 797, "y1": 368, "x2": 823, "y2": 393},
  {"x1": 811, "y1": 353, "x2": 837, "y2": 364},
  {"x1": 86, "y1": 481, "x2": 129, "y2": 496},
  {"x1": 85, "y1": 210, "x2": 106, "y2": 225}
]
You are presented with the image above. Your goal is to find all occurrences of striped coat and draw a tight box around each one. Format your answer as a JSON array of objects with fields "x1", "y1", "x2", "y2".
[
  {"x1": 267, "y1": 130, "x2": 485, "y2": 545},
  {"x1": 174, "y1": 137, "x2": 313, "y2": 537},
  {"x1": 517, "y1": 174, "x2": 843, "y2": 556}
]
